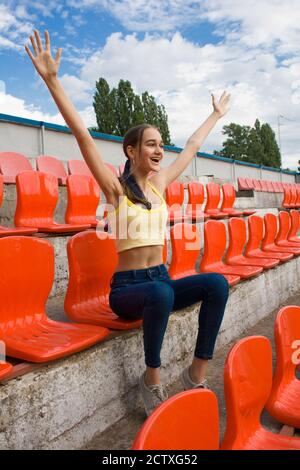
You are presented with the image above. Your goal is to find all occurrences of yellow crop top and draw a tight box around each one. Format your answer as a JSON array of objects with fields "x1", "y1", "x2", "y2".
[{"x1": 107, "y1": 181, "x2": 168, "y2": 253}]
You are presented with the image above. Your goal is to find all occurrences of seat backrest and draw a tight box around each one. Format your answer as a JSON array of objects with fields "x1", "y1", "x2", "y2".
[
  {"x1": 187, "y1": 181, "x2": 205, "y2": 207},
  {"x1": 282, "y1": 186, "x2": 291, "y2": 207},
  {"x1": 36, "y1": 155, "x2": 68, "y2": 181},
  {"x1": 225, "y1": 218, "x2": 247, "y2": 261},
  {"x1": 0, "y1": 237, "x2": 53, "y2": 333},
  {"x1": 0, "y1": 152, "x2": 33, "y2": 183},
  {"x1": 276, "y1": 211, "x2": 290, "y2": 243},
  {"x1": 200, "y1": 220, "x2": 226, "y2": 269},
  {"x1": 15, "y1": 171, "x2": 58, "y2": 226},
  {"x1": 168, "y1": 223, "x2": 200, "y2": 279},
  {"x1": 204, "y1": 182, "x2": 221, "y2": 211},
  {"x1": 288, "y1": 210, "x2": 300, "y2": 239},
  {"x1": 296, "y1": 186, "x2": 300, "y2": 205},
  {"x1": 132, "y1": 389, "x2": 219, "y2": 450},
  {"x1": 221, "y1": 183, "x2": 235, "y2": 211},
  {"x1": 271, "y1": 306, "x2": 300, "y2": 388},
  {"x1": 65, "y1": 175, "x2": 100, "y2": 224},
  {"x1": 245, "y1": 215, "x2": 264, "y2": 253},
  {"x1": 260, "y1": 180, "x2": 268, "y2": 191},
  {"x1": 237, "y1": 177, "x2": 248, "y2": 190},
  {"x1": 221, "y1": 336, "x2": 273, "y2": 449},
  {"x1": 64, "y1": 231, "x2": 118, "y2": 320},
  {"x1": 290, "y1": 185, "x2": 297, "y2": 205},
  {"x1": 68, "y1": 160, "x2": 93, "y2": 177},
  {"x1": 262, "y1": 213, "x2": 278, "y2": 247},
  {"x1": 165, "y1": 180, "x2": 184, "y2": 207},
  {"x1": 246, "y1": 178, "x2": 254, "y2": 189}
]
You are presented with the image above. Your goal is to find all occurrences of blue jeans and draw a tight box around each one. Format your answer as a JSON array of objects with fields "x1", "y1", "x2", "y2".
[{"x1": 109, "y1": 264, "x2": 229, "y2": 368}]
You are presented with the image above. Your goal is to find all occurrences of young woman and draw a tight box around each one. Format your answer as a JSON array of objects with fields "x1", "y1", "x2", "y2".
[{"x1": 25, "y1": 30, "x2": 230, "y2": 416}]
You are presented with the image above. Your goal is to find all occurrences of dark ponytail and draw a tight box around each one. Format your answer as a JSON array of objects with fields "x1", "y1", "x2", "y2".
[{"x1": 119, "y1": 124, "x2": 158, "y2": 210}]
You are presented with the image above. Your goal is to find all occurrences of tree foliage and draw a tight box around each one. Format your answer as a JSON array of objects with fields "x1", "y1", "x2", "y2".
[
  {"x1": 214, "y1": 119, "x2": 282, "y2": 168},
  {"x1": 92, "y1": 78, "x2": 173, "y2": 145}
]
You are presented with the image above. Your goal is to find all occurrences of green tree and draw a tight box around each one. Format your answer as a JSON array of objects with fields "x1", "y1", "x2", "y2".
[
  {"x1": 214, "y1": 123, "x2": 251, "y2": 161},
  {"x1": 260, "y1": 123, "x2": 281, "y2": 168},
  {"x1": 92, "y1": 78, "x2": 172, "y2": 144}
]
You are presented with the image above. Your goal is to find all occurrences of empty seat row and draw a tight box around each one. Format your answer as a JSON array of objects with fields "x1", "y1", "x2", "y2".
[
  {"x1": 132, "y1": 305, "x2": 300, "y2": 450},
  {"x1": 238, "y1": 177, "x2": 299, "y2": 193},
  {"x1": 167, "y1": 181, "x2": 255, "y2": 223},
  {"x1": 0, "y1": 151, "x2": 120, "y2": 185},
  {"x1": 282, "y1": 185, "x2": 300, "y2": 209}
]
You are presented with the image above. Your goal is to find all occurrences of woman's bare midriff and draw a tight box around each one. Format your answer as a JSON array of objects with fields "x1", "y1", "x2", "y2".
[{"x1": 115, "y1": 245, "x2": 164, "y2": 272}]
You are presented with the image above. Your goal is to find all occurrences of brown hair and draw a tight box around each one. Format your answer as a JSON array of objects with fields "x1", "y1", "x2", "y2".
[{"x1": 119, "y1": 124, "x2": 159, "y2": 209}]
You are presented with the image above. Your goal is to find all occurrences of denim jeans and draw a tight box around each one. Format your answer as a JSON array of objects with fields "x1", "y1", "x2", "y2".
[{"x1": 109, "y1": 264, "x2": 229, "y2": 368}]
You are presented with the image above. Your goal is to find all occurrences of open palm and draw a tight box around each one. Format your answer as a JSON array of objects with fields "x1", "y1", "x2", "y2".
[
  {"x1": 212, "y1": 91, "x2": 231, "y2": 118},
  {"x1": 25, "y1": 30, "x2": 62, "y2": 81}
]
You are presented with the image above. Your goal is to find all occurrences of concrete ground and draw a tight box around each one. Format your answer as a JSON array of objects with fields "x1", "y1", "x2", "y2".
[{"x1": 78, "y1": 290, "x2": 300, "y2": 450}]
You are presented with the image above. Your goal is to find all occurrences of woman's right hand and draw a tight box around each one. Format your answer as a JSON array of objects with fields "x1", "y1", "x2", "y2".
[{"x1": 25, "y1": 30, "x2": 62, "y2": 82}]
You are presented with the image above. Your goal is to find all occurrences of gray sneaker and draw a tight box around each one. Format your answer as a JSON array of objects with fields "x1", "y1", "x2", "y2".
[
  {"x1": 139, "y1": 372, "x2": 168, "y2": 417},
  {"x1": 180, "y1": 367, "x2": 209, "y2": 391}
]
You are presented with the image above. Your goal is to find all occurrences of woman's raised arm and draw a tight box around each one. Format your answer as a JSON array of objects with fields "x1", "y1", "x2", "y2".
[{"x1": 25, "y1": 30, "x2": 123, "y2": 199}]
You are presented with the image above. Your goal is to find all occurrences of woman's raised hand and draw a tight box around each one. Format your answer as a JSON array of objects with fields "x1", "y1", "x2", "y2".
[
  {"x1": 211, "y1": 91, "x2": 231, "y2": 118},
  {"x1": 25, "y1": 30, "x2": 62, "y2": 82}
]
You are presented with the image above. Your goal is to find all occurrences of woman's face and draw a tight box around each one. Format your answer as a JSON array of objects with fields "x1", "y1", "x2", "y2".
[{"x1": 132, "y1": 127, "x2": 164, "y2": 173}]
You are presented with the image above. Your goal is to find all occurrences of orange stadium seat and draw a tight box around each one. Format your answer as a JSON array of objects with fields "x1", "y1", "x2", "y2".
[
  {"x1": 0, "y1": 362, "x2": 13, "y2": 381},
  {"x1": 225, "y1": 218, "x2": 279, "y2": 269},
  {"x1": 185, "y1": 182, "x2": 208, "y2": 221},
  {"x1": 288, "y1": 210, "x2": 300, "y2": 243},
  {"x1": 221, "y1": 183, "x2": 248, "y2": 217},
  {"x1": 204, "y1": 183, "x2": 229, "y2": 219},
  {"x1": 266, "y1": 306, "x2": 300, "y2": 429},
  {"x1": 0, "y1": 151, "x2": 33, "y2": 183},
  {"x1": 0, "y1": 174, "x2": 38, "y2": 236},
  {"x1": 200, "y1": 220, "x2": 260, "y2": 280},
  {"x1": 166, "y1": 180, "x2": 187, "y2": 223},
  {"x1": 64, "y1": 230, "x2": 142, "y2": 330},
  {"x1": 282, "y1": 186, "x2": 292, "y2": 208},
  {"x1": 245, "y1": 215, "x2": 293, "y2": 262},
  {"x1": 15, "y1": 171, "x2": 91, "y2": 233},
  {"x1": 262, "y1": 213, "x2": 300, "y2": 256},
  {"x1": 168, "y1": 223, "x2": 200, "y2": 280},
  {"x1": 36, "y1": 155, "x2": 68, "y2": 185},
  {"x1": 0, "y1": 237, "x2": 110, "y2": 362},
  {"x1": 68, "y1": 159, "x2": 93, "y2": 177},
  {"x1": 276, "y1": 211, "x2": 300, "y2": 249},
  {"x1": 237, "y1": 177, "x2": 249, "y2": 191},
  {"x1": 221, "y1": 336, "x2": 300, "y2": 450},
  {"x1": 65, "y1": 174, "x2": 105, "y2": 228},
  {"x1": 132, "y1": 389, "x2": 220, "y2": 450}
]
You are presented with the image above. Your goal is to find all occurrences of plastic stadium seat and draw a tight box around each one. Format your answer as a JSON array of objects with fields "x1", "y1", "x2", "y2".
[
  {"x1": 68, "y1": 159, "x2": 93, "y2": 177},
  {"x1": 295, "y1": 186, "x2": 300, "y2": 208},
  {"x1": 225, "y1": 218, "x2": 279, "y2": 269},
  {"x1": 265, "y1": 306, "x2": 300, "y2": 429},
  {"x1": 276, "y1": 211, "x2": 300, "y2": 249},
  {"x1": 266, "y1": 181, "x2": 274, "y2": 192},
  {"x1": 246, "y1": 178, "x2": 254, "y2": 190},
  {"x1": 168, "y1": 222, "x2": 239, "y2": 286},
  {"x1": 168, "y1": 223, "x2": 200, "y2": 280},
  {"x1": 0, "y1": 151, "x2": 33, "y2": 183},
  {"x1": 36, "y1": 155, "x2": 68, "y2": 185},
  {"x1": 262, "y1": 213, "x2": 300, "y2": 256},
  {"x1": 282, "y1": 186, "x2": 292, "y2": 208},
  {"x1": 0, "y1": 174, "x2": 38, "y2": 237},
  {"x1": 185, "y1": 182, "x2": 208, "y2": 221},
  {"x1": 0, "y1": 237, "x2": 110, "y2": 362},
  {"x1": 65, "y1": 175, "x2": 105, "y2": 228},
  {"x1": 221, "y1": 336, "x2": 300, "y2": 450},
  {"x1": 0, "y1": 362, "x2": 13, "y2": 381},
  {"x1": 220, "y1": 184, "x2": 245, "y2": 217},
  {"x1": 166, "y1": 180, "x2": 187, "y2": 223},
  {"x1": 288, "y1": 210, "x2": 300, "y2": 243},
  {"x1": 132, "y1": 389, "x2": 220, "y2": 450},
  {"x1": 65, "y1": 231, "x2": 142, "y2": 330},
  {"x1": 260, "y1": 180, "x2": 268, "y2": 192},
  {"x1": 200, "y1": 220, "x2": 261, "y2": 279},
  {"x1": 204, "y1": 183, "x2": 229, "y2": 219},
  {"x1": 237, "y1": 177, "x2": 249, "y2": 190},
  {"x1": 15, "y1": 171, "x2": 91, "y2": 233},
  {"x1": 245, "y1": 215, "x2": 293, "y2": 262},
  {"x1": 289, "y1": 185, "x2": 298, "y2": 208}
]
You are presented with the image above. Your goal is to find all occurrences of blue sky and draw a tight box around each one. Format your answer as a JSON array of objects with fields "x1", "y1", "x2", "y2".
[{"x1": 0, "y1": 0, "x2": 299, "y2": 169}]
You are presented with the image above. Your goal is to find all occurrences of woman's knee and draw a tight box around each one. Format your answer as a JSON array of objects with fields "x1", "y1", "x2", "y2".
[
  {"x1": 205, "y1": 273, "x2": 230, "y2": 301},
  {"x1": 145, "y1": 282, "x2": 174, "y2": 310}
]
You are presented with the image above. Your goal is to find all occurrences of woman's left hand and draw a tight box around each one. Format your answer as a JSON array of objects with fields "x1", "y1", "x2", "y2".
[{"x1": 212, "y1": 91, "x2": 231, "y2": 118}]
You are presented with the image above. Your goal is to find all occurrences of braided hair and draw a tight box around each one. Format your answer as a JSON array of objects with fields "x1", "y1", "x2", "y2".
[{"x1": 119, "y1": 124, "x2": 159, "y2": 210}]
